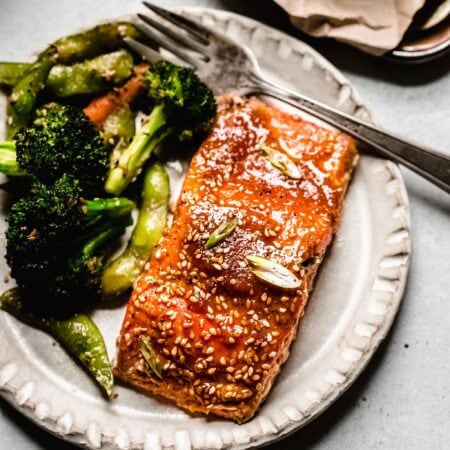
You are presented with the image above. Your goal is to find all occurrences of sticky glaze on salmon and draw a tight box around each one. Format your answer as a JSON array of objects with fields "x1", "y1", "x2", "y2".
[{"x1": 114, "y1": 96, "x2": 357, "y2": 422}]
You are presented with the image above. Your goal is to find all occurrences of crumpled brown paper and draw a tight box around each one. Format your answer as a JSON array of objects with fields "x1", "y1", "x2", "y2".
[{"x1": 274, "y1": 0, "x2": 427, "y2": 55}]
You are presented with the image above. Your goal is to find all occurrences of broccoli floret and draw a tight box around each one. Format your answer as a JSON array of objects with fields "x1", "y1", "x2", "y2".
[
  {"x1": 5, "y1": 174, "x2": 134, "y2": 299},
  {"x1": 0, "y1": 104, "x2": 109, "y2": 195},
  {"x1": 105, "y1": 60, "x2": 216, "y2": 195},
  {"x1": 50, "y1": 216, "x2": 132, "y2": 307},
  {"x1": 146, "y1": 60, "x2": 216, "y2": 141}
]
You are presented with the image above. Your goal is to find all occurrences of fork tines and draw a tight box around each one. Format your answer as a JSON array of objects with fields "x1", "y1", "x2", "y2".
[
  {"x1": 137, "y1": 12, "x2": 206, "y2": 56},
  {"x1": 132, "y1": 20, "x2": 201, "y2": 68},
  {"x1": 130, "y1": 1, "x2": 213, "y2": 68},
  {"x1": 142, "y1": 1, "x2": 210, "y2": 44}
]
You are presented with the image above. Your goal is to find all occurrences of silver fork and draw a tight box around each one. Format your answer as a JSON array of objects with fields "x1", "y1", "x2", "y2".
[{"x1": 127, "y1": 1, "x2": 450, "y2": 193}]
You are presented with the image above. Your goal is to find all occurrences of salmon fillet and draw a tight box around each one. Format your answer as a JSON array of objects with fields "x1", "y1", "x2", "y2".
[{"x1": 114, "y1": 96, "x2": 357, "y2": 422}]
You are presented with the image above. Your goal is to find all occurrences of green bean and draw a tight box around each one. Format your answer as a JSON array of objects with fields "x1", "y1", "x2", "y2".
[
  {"x1": 6, "y1": 50, "x2": 55, "y2": 138},
  {"x1": 101, "y1": 104, "x2": 136, "y2": 148},
  {"x1": 102, "y1": 161, "x2": 169, "y2": 297},
  {"x1": 47, "y1": 50, "x2": 134, "y2": 97},
  {"x1": 6, "y1": 22, "x2": 141, "y2": 138},
  {"x1": 49, "y1": 314, "x2": 113, "y2": 397},
  {"x1": 0, "y1": 288, "x2": 114, "y2": 397},
  {"x1": 0, "y1": 62, "x2": 29, "y2": 87},
  {"x1": 51, "y1": 22, "x2": 141, "y2": 65},
  {"x1": 101, "y1": 105, "x2": 137, "y2": 173}
]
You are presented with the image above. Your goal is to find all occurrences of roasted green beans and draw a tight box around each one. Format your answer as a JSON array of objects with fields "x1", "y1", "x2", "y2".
[
  {"x1": 102, "y1": 161, "x2": 169, "y2": 297},
  {"x1": 47, "y1": 50, "x2": 134, "y2": 97},
  {"x1": 101, "y1": 104, "x2": 136, "y2": 148},
  {"x1": 6, "y1": 22, "x2": 141, "y2": 137},
  {"x1": 51, "y1": 22, "x2": 141, "y2": 65},
  {"x1": 0, "y1": 288, "x2": 114, "y2": 396},
  {"x1": 0, "y1": 63, "x2": 29, "y2": 87},
  {"x1": 6, "y1": 50, "x2": 55, "y2": 138}
]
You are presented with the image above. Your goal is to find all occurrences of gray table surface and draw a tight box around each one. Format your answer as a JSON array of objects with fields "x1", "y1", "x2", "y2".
[{"x1": 0, "y1": 1, "x2": 449, "y2": 449}]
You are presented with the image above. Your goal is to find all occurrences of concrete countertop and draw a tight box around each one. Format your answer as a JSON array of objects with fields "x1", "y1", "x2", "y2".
[{"x1": 0, "y1": 1, "x2": 448, "y2": 448}]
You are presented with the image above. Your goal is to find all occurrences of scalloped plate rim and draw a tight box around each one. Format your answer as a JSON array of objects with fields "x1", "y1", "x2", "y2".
[{"x1": 0, "y1": 7, "x2": 411, "y2": 450}]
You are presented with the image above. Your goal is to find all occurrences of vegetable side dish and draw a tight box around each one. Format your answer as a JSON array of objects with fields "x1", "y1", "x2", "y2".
[{"x1": 0, "y1": 21, "x2": 216, "y2": 396}]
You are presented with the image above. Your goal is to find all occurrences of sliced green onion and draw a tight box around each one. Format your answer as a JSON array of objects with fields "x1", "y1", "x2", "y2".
[
  {"x1": 139, "y1": 335, "x2": 164, "y2": 379},
  {"x1": 260, "y1": 144, "x2": 302, "y2": 179},
  {"x1": 205, "y1": 218, "x2": 238, "y2": 250},
  {"x1": 246, "y1": 254, "x2": 300, "y2": 290}
]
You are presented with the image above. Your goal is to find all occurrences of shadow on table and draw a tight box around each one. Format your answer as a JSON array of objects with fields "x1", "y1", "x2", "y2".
[{"x1": 215, "y1": 0, "x2": 450, "y2": 85}]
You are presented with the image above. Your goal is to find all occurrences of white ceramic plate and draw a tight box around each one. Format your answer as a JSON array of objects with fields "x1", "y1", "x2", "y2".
[{"x1": 0, "y1": 8, "x2": 411, "y2": 450}]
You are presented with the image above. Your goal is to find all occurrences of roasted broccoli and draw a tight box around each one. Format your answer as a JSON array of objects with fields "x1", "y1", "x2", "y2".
[
  {"x1": 104, "y1": 60, "x2": 216, "y2": 195},
  {"x1": 50, "y1": 214, "x2": 132, "y2": 307},
  {"x1": 5, "y1": 174, "x2": 134, "y2": 309},
  {"x1": 0, "y1": 104, "x2": 109, "y2": 195}
]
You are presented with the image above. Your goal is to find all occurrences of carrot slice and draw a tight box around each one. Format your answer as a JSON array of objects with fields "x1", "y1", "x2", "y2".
[{"x1": 84, "y1": 63, "x2": 149, "y2": 126}]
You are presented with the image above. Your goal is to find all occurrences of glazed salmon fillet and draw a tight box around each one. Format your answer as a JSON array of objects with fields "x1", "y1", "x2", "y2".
[{"x1": 114, "y1": 96, "x2": 357, "y2": 422}]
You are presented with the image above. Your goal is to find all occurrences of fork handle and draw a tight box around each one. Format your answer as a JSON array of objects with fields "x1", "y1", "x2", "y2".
[{"x1": 252, "y1": 76, "x2": 450, "y2": 193}]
